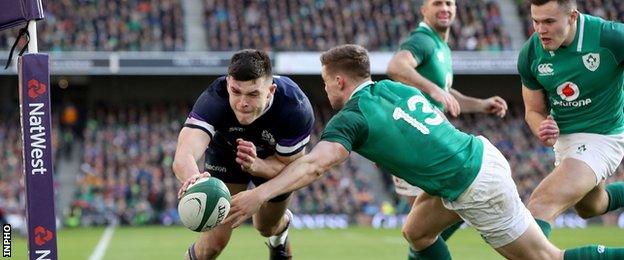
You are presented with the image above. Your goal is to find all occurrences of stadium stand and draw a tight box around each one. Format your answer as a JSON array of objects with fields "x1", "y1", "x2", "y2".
[
  {"x1": 203, "y1": 0, "x2": 512, "y2": 51},
  {"x1": 1, "y1": 0, "x2": 511, "y2": 51},
  {"x1": 0, "y1": 0, "x2": 185, "y2": 51}
]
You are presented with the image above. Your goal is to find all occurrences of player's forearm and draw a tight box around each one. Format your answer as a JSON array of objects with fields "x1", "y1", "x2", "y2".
[
  {"x1": 387, "y1": 63, "x2": 440, "y2": 96},
  {"x1": 248, "y1": 156, "x2": 287, "y2": 179},
  {"x1": 525, "y1": 110, "x2": 548, "y2": 138},
  {"x1": 172, "y1": 154, "x2": 202, "y2": 183},
  {"x1": 256, "y1": 156, "x2": 325, "y2": 202},
  {"x1": 450, "y1": 89, "x2": 484, "y2": 113}
]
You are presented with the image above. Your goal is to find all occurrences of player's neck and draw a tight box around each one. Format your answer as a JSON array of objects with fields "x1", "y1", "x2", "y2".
[
  {"x1": 561, "y1": 20, "x2": 578, "y2": 48},
  {"x1": 424, "y1": 21, "x2": 450, "y2": 42},
  {"x1": 345, "y1": 78, "x2": 374, "y2": 100}
]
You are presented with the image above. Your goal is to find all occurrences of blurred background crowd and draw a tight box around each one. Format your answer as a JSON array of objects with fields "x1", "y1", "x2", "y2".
[{"x1": 1, "y1": 0, "x2": 623, "y2": 228}]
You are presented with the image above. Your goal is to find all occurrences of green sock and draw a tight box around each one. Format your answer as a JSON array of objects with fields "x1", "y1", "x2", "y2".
[
  {"x1": 440, "y1": 221, "x2": 463, "y2": 241},
  {"x1": 605, "y1": 182, "x2": 624, "y2": 212},
  {"x1": 535, "y1": 218, "x2": 552, "y2": 238},
  {"x1": 564, "y1": 245, "x2": 624, "y2": 259},
  {"x1": 408, "y1": 236, "x2": 451, "y2": 260}
]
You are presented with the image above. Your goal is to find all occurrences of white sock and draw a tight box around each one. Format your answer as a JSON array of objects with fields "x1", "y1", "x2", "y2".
[{"x1": 269, "y1": 209, "x2": 292, "y2": 247}]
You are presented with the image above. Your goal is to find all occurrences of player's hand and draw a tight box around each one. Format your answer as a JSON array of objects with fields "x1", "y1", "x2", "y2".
[
  {"x1": 482, "y1": 96, "x2": 508, "y2": 118},
  {"x1": 223, "y1": 189, "x2": 264, "y2": 228},
  {"x1": 177, "y1": 172, "x2": 211, "y2": 199},
  {"x1": 430, "y1": 88, "x2": 461, "y2": 117},
  {"x1": 538, "y1": 115, "x2": 559, "y2": 147},
  {"x1": 236, "y1": 138, "x2": 259, "y2": 174}
]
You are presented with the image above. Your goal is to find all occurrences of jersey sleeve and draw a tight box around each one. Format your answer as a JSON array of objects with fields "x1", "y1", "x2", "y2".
[
  {"x1": 320, "y1": 109, "x2": 368, "y2": 152},
  {"x1": 601, "y1": 20, "x2": 624, "y2": 64},
  {"x1": 274, "y1": 100, "x2": 315, "y2": 157},
  {"x1": 399, "y1": 34, "x2": 434, "y2": 65},
  {"x1": 517, "y1": 41, "x2": 543, "y2": 90},
  {"x1": 183, "y1": 79, "x2": 226, "y2": 138}
]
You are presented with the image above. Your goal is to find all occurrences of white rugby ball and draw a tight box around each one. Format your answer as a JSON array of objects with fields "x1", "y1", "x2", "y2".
[{"x1": 178, "y1": 177, "x2": 231, "y2": 232}]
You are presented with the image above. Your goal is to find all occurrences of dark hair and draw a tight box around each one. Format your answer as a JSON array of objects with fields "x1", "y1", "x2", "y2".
[
  {"x1": 529, "y1": 0, "x2": 576, "y2": 11},
  {"x1": 228, "y1": 49, "x2": 272, "y2": 81},
  {"x1": 320, "y1": 44, "x2": 370, "y2": 79}
]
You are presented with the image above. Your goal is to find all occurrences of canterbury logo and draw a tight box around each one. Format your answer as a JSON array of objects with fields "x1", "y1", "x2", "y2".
[{"x1": 537, "y1": 64, "x2": 554, "y2": 76}]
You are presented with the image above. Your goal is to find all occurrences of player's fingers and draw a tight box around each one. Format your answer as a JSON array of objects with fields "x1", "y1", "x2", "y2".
[{"x1": 237, "y1": 146, "x2": 256, "y2": 157}]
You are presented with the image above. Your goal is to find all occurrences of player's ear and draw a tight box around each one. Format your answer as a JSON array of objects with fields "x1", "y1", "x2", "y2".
[
  {"x1": 569, "y1": 9, "x2": 578, "y2": 25},
  {"x1": 268, "y1": 83, "x2": 277, "y2": 96}
]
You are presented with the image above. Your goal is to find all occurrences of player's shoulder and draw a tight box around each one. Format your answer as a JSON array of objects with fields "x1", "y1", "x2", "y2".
[
  {"x1": 402, "y1": 29, "x2": 436, "y2": 47},
  {"x1": 519, "y1": 34, "x2": 540, "y2": 60},
  {"x1": 272, "y1": 75, "x2": 313, "y2": 117},
  {"x1": 194, "y1": 76, "x2": 228, "y2": 106},
  {"x1": 273, "y1": 75, "x2": 310, "y2": 103}
]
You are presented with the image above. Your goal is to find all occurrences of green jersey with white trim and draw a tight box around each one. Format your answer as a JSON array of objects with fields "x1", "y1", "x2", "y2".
[
  {"x1": 400, "y1": 22, "x2": 453, "y2": 111},
  {"x1": 320, "y1": 80, "x2": 483, "y2": 201},
  {"x1": 518, "y1": 14, "x2": 624, "y2": 135}
]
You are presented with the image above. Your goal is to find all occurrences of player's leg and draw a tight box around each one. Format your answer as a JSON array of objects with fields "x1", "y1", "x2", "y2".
[
  {"x1": 526, "y1": 158, "x2": 596, "y2": 236},
  {"x1": 402, "y1": 193, "x2": 461, "y2": 260},
  {"x1": 393, "y1": 175, "x2": 463, "y2": 241},
  {"x1": 251, "y1": 176, "x2": 293, "y2": 260},
  {"x1": 572, "y1": 133, "x2": 624, "y2": 218},
  {"x1": 187, "y1": 183, "x2": 247, "y2": 260},
  {"x1": 575, "y1": 180, "x2": 624, "y2": 218},
  {"x1": 252, "y1": 194, "x2": 293, "y2": 260},
  {"x1": 529, "y1": 133, "x2": 624, "y2": 237}
]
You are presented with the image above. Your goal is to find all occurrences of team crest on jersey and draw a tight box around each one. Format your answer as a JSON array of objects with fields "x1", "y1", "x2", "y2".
[
  {"x1": 556, "y1": 82, "x2": 580, "y2": 101},
  {"x1": 261, "y1": 130, "x2": 276, "y2": 145},
  {"x1": 582, "y1": 53, "x2": 600, "y2": 72}
]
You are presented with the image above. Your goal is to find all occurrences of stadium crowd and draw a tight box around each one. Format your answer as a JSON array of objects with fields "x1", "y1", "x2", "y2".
[
  {"x1": 0, "y1": 0, "x2": 184, "y2": 51},
  {"x1": 1, "y1": 0, "x2": 510, "y2": 52},
  {"x1": 204, "y1": 0, "x2": 511, "y2": 51}
]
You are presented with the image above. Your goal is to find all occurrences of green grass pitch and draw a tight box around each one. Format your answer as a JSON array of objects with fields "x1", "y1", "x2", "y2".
[{"x1": 8, "y1": 226, "x2": 624, "y2": 259}]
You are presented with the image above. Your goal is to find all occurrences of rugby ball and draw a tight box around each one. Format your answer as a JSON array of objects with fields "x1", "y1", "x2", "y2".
[{"x1": 178, "y1": 177, "x2": 231, "y2": 232}]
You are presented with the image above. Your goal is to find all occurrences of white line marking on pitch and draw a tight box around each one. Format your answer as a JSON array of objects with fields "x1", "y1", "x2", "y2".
[{"x1": 88, "y1": 224, "x2": 116, "y2": 260}]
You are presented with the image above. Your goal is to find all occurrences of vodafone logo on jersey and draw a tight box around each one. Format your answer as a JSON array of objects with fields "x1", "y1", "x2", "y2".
[{"x1": 556, "y1": 82, "x2": 580, "y2": 101}]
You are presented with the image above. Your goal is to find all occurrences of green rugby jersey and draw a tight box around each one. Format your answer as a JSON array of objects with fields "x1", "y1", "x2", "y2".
[
  {"x1": 400, "y1": 22, "x2": 453, "y2": 111},
  {"x1": 320, "y1": 80, "x2": 483, "y2": 201},
  {"x1": 518, "y1": 14, "x2": 624, "y2": 135}
]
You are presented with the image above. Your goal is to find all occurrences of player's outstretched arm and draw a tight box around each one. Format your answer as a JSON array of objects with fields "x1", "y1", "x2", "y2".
[
  {"x1": 449, "y1": 89, "x2": 507, "y2": 117},
  {"x1": 522, "y1": 85, "x2": 558, "y2": 146},
  {"x1": 235, "y1": 138, "x2": 305, "y2": 179},
  {"x1": 224, "y1": 141, "x2": 349, "y2": 227},
  {"x1": 387, "y1": 50, "x2": 460, "y2": 117},
  {"x1": 173, "y1": 127, "x2": 212, "y2": 196}
]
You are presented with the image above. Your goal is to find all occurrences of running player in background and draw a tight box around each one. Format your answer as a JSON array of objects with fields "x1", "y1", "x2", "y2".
[
  {"x1": 173, "y1": 49, "x2": 314, "y2": 260},
  {"x1": 518, "y1": 0, "x2": 624, "y2": 242},
  {"x1": 385, "y1": 0, "x2": 507, "y2": 242}
]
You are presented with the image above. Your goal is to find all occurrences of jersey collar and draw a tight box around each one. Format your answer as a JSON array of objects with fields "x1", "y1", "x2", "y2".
[
  {"x1": 550, "y1": 13, "x2": 585, "y2": 55},
  {"x1": 419, "y1": 22, "x2": 444, "y2": 42},
  {"x1": 348, "y1": 80, "x2": 374, "y2": 100}
]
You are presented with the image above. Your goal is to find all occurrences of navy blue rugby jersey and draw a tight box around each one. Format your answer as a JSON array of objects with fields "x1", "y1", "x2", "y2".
[{"x1": 184, "y1": 75, "x2": 314, "y2": 158}]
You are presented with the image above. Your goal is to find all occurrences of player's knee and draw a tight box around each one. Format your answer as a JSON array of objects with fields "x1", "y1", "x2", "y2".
[
  {"x1": 198, "y1": 238, "x2": 229, "y2": 259},
  {"x1": 575, "y1": 204, "x2": 603, "y2": 219},
  {"x1": 401, "y1": 226, "x2": 436, "y2": 249},
  {"x1": 254, "y1": 222, "x2": 281, "y2": 237}
]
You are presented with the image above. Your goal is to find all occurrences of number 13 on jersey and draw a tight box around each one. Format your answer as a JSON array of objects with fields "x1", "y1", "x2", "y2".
[{"x1": 392, "y1": 95, "x2": 444, "y2": 134}]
